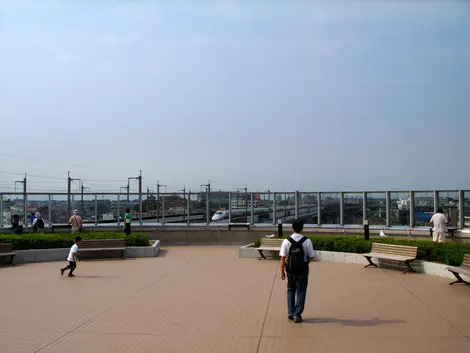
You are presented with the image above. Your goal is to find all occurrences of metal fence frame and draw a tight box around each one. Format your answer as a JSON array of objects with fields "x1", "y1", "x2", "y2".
[{"x1": 0, "y1": 189, "x2": 468, "y2": 229}]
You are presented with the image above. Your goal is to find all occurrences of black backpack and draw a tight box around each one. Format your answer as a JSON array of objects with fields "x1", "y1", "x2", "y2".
[
  {"x1": 36, "y1": 218, "x2": 45, "y2": 229},
  {"x1": 286, "y1": 237, "x2": 307, "y2": 274}
]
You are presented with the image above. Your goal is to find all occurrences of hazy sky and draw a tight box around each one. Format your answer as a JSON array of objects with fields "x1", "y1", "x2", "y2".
[{"x1": 1, "y1": 1, "x2": 469, "y2": 193}]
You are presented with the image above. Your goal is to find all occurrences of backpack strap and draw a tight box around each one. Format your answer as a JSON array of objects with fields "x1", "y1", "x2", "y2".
[{"x1": 287, "y1": 236, "x2": 306, "y2": 244}]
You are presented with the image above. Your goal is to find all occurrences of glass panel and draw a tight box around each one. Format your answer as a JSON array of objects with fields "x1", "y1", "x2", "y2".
[
  {"x1": 50, "y1": 194, "x2": 69, "y2": 224},
  {"x1": 320, "y1": 193, "x2": 340, "y2": 225},
  {"x1": 343, "y1": 193, "x2": 364, "y2": 225},
  {"x1": 275, "y1": 192, "x2": 295, "y2": 224},
  {"x1": 253, "y1": 192, "x2": 273, "y2": 224},
  {"x1": 189, "y1": 192, "x2": 207, "y2": 223},
  {"x1": 96, "y1": 194, "x2": 119, "y2": 223},
  {"x1": 209, "y1": 191, "x2": 230, "y2": 224},
  {"x1": 2, "y1": 194, "x2": 26, "y2": 226},
  {"x1": 437, "y1": 191, "x2": 459, "y2": 228},
  {"x1": 164, "y1": 192, "x2": 186, "y2": 223},
  {"x1": 366, "y1": 192, "x2": 386, "y2": 226},
  {"x1": 464, "y1": 191, "x2": 470, "y2": 228},
  {"x1": 71, "y1": 194, "x2": 97, "y2": 225},
  {"x1": 299, "y1": 192, "x2": 318, "y2": 224},
  {"x1": 414, "y1": 191, "x2": 434, "y2": 227},
  {"x1": 230, "y1": 190, "x2": 249, "y2": 223},
  {"x1": 27, "y1": 194, "x2": 50, "y2": 227},
  {"x1": 390, "y1": 192, "x2": 410, "y2": 226}
]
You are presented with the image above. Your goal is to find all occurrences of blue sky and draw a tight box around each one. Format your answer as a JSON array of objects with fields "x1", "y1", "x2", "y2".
[{"x1": 0, "y1": 1, "x2": 469, "y2": 192}]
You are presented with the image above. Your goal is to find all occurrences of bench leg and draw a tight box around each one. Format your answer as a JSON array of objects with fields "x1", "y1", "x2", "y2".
[
  {"x1": 121, "y1": 250, "x2": 124, "y2": 260},
  {"x1": 258, "y1": 250, "x2": 266, "y2": 260},
  {"x1": 364, "y1": 256, "x2": 377, "y2": 268},
  {"x1": 8, "y1": 255, "x2": 15, "y2": 265},
  {"x1": 448, "y1": 271, "x2": 470, "y2": 285},
  {"x1": 403, "y1": 261, "x2": 416, "y2": 274}
]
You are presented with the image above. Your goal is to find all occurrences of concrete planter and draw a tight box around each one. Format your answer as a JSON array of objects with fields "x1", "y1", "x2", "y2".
[
  {"x1": 239, "y1": 244, "x2": 469, "y2": 281},
  {"x1": 6, "y1": 241, "x2": 161, "y2": 265}
]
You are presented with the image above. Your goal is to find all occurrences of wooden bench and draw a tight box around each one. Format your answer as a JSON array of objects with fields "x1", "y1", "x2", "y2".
[
  {"x1": 362, "y1": 243, "x2": 418, "y2": 274},
  {"x1": 79, "y1": 239, "x2": 126, "y2": 259},
  {"x1": 257, "y1": 238, "x2": 284, "y2": 260},
  {"x1": 446, "y1": 254, "x2": 470, "y2": 285},
  {"x1": 0, "y1": 243, "x2": 18, "y2": 265}
]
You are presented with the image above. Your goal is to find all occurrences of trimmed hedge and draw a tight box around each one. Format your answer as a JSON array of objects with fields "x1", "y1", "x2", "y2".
[
  {"x1": 0, "y1": 232, "x2": 150, "y2": 250},
  {"x1": 253, "y1": 236, "x2": 470, "y2": 266}
]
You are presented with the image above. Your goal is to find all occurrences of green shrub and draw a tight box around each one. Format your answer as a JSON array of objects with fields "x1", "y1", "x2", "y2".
[
  {"x1": 254, "y1": 236, "x2": 470, "y2": 266},
  {"x1": 0, "y1": 232, "x2": 150, "y2": 250}
]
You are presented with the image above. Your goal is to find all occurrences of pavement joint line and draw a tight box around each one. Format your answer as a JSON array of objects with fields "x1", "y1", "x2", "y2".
[
  {"x1": 256, "y1": 263, "x2": 277, "y2": 353},
  {"x1": 384, "y1": 270, "x2": 469, "y2": 340},
  {"x1": 33, "y1": 256, "x2": 199, "y2": 353}
]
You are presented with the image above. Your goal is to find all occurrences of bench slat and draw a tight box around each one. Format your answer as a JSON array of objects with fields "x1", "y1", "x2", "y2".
[
  {"x1": 462, "y1": 255, "x2": 470, "y2": 270},
  {"x1": 260, "y1": 239, "x2": 284, "y2": 248},
  {"x1": 447, "y1": 266, "x2": 470, "y2": 277},
  {"x1": 79, "y1": 240, "x2": 125, "y2": 249},
  {"x1": 364, "y1": 252, "x2": 415, "y2": 261},
  {"x1": 0, "y1": 243, "x2": 14, "y2": 253},
  {"x1": 371, "y1": 243, "x2": 417, "y2": 257}
]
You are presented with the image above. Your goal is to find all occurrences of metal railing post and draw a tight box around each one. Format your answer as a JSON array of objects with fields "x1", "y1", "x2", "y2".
[
  {"x1": 317, "y1": 192, "x2": 321, "y2": 226},
  {"x1": 272, "y1": 192, "x2": 277, "y2": 225},
  {"x1": 186, "y1": 191, "x2": 191, "y2": 225},
  {"x1": 162, "y1": 194, "x2": 165, "y2": 225},
  {"x1": 117, "y1": 193, "x2": 121, "y2": 226},
  {"x1": 94, "y1": 193, "x2": 98, "y2": 226},
  {"x1": 385, "y1": 191, "x2": 391, "y2": 227},
  {"x1": 250, "y1": 192, "x2": 254, "y2": 224},
  {"x1": 228, "y1": 192, "x2": 232, "y2": 223},
  {"x1": 409, "y1": 191, "x2": 415, "y2": 228},
  {"x1": 339, "y1": 192, "x2": 344, "y2": 226},
  {"x1": 0, "y1": 193, "x2": 3, "y2": 227},
  {"x1": 363, "y1": 191, "x2": 367, "y2": 221},
  {"x1": 434, "y1": 190, "x2": 439, "y2": 214},
  {"x1": 459, "y1": 190, "x2": 464, "y2": 229},
  {"x1": 295, "y1": 191, "x2": 299, "y2": 219},
  {"x1": 48, "y1": 194, "x2": 52, "y2": 226}
]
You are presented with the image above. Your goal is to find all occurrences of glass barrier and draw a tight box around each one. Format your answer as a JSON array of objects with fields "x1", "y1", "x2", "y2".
[
  {"x1": 50, "y1": 194, "x2": 69, "y2": 224},
  {"x1": 364, "y1": 192, "x2": 386, "y2": 226},
  {"x1": 253, "y1": 192, "x2": 273, "y2": 224},
  {"x1": 413, "y1": 191, "x2": 434, "y2": 227},
  {"x1": 95, "y1": 194, "x2": 119, "y2": 223},
  {"x1": 1, "y1": 194, "x2": 26, "y2": 226},
  {"x1": 464, "y1": 191, "x2": 470, "y2": 228},
  {"x1": 189, "y1": 192, "x2": 207, "y2": 224},
  {"x1": 389, "y1": 192, "x2": 410, "y2": 226},
  {"x1": 320, "y1": 193, "x2": 341, "y2": 225},
  {"x1": 27, "y1": 194, "x2": 50, "y2": 226},
  {"x1": 299, "y1": 192, "x2": 318, "y2": 225},
  {"x1": 209, "y1": 191, "x2": 230, "y2": 224},
  {"x1": 437, "y1": 191, "x2": 459, "y2": 228},
  {"x1": 343, "y1": 192, "x2": 363, "y2": 225},
  {"x1": 274, "y1": 192, "x2": 295, "y2": 224}
]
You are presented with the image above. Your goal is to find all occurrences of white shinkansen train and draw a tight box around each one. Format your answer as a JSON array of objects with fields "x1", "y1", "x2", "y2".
[{"x1": 211, "y1": 204, "x2": 318, "y2": 223}]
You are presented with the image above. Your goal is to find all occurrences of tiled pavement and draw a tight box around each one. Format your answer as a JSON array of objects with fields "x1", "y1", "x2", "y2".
[{"x1": 0, "y1": 246, "x2": 469, "y2": 353}]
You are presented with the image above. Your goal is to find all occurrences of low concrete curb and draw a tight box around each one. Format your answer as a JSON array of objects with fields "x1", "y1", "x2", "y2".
[
  {"x1": 9, "y1": 241, "x2": 161, "y2": 265},
  {"x1": 239, "y1": 244, "x2": 469, "y2": 281}
]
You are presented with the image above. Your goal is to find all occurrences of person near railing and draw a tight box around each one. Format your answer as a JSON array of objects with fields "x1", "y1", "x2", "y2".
[
  {"x1": 68, "y1": 210, "x2": 83, "y2": 233},
  {"x1": 430, "y1": 209, "x2": 448, "y2": 243},
  {"x1": 123, "y1": 208, "x2": 132, "y2": 236}
]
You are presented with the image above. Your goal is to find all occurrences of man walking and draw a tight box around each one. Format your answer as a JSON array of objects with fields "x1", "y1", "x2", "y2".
[
  {"x1": 279, "y1": 219, "x2": 316, "y2": 323},
  {"x1": 430, "y1": 208, "x2": 448, "y2": 243}
]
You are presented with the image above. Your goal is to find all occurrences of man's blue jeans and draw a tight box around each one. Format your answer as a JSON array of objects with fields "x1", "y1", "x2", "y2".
[{"x1": 287, "y1": 273, "x2": 308, "y2": 318}]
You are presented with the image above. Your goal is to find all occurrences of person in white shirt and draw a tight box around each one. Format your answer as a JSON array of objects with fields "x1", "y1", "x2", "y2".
[
  {"x1": 279, "y1": 219, "x2": 316, "y2": 323},
  {"x1": 60, "y1": 236, "x2": 81, "y2": 277},
  {"x1": 430, "y1": 209, "x2": 448, "y2": 243}
]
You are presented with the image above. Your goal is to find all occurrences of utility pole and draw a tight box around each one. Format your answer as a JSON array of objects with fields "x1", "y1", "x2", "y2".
[
  {"x1": 67, "y1": 172, "x2": 81, "y2": 216},
  {"x1": 14, "y1": 174, "x2": 27, "y2": 223},
  {"x1": 201, "y1": 180, "x2": 211, "y2": 224},
  {"x1": 127, "y1": 172, "x2": 141, "y2": 223},
  {"x1": 81, "y1": 184, "x2": 90, "y2": 215},
  {"x1": 157, "y1": 181, "x2": 167, "y2": 223}
]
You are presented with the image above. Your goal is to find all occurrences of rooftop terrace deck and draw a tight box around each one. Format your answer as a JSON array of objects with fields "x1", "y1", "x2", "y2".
[{"x1": 0, "y1": 246, "x2": 469, "y2": 353}]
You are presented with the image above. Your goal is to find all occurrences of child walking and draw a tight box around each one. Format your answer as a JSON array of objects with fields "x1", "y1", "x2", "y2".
[{"x1": 61, "y1": 236, "x2": 81, "y2": 277}]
